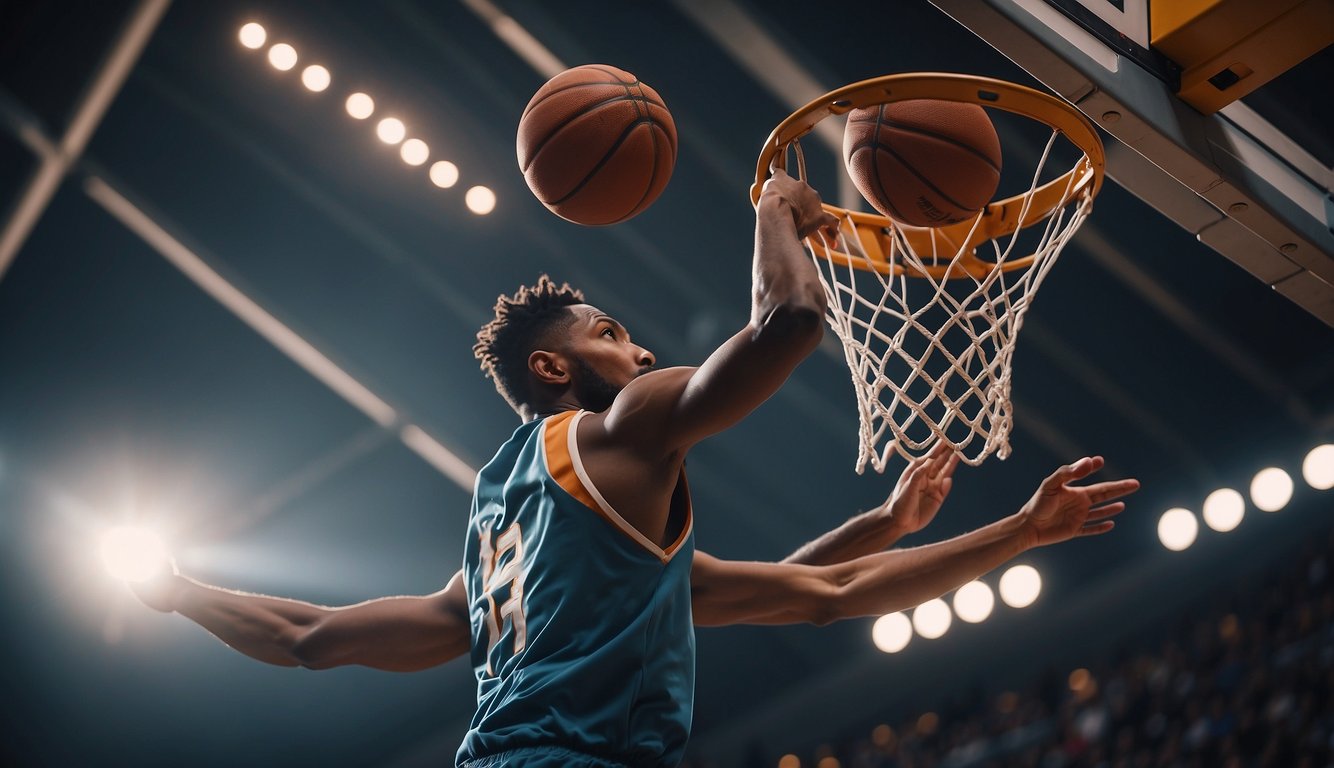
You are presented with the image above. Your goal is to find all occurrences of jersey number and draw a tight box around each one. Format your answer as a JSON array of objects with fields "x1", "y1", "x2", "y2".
[{"x1": 479, "y1": 521, "x2": 527, "y2": 674}]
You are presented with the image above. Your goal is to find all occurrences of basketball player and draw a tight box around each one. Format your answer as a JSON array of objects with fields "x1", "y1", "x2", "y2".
[{"x1": 131, "y1": 170, "x2": 1138, "y2": 767}]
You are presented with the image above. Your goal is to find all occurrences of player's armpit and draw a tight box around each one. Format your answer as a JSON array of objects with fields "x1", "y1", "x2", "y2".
[{"x1": 689, "y1": 551, "x2": 838, "y2": 627}]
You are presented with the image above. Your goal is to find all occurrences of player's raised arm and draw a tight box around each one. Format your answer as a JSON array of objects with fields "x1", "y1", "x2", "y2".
[
  {"x1": 599, "y1": 169, "x2": 838, "y2": 454},
  {"x1": 691, "y1": 457, "x2": 1138, "y2": 627},
  {"x1": 133, "y1": 565, "x2": 471, "y2": 672}
]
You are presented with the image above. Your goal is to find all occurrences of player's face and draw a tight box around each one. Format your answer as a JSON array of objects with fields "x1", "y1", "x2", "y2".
[{"x1": 564, "y1": 304, "x2": 655, "y2": 411}]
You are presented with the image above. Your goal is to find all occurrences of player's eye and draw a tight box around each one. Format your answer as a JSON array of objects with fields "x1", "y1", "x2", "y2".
[{"x1": 602, "y1": 328, "x2": 616, "y2": 338}]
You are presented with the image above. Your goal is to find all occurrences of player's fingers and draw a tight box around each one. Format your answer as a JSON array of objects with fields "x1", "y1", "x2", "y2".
[
  {"x1": 1086, "y1": 501, "x2": 1126, "y2": 521},
  {"x1": 1042, "y1": 456, "x2": 1103, "y2": 489},
  {"x1": 1077, "y1": 520, "x2": 1116, "y2": 537},
  {"x1": 1084, "y1": 478, "x2": 1140, "y2": 504}
]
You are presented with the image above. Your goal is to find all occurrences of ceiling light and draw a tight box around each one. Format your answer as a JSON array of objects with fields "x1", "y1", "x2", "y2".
[
  {"x1": 267, "y1": 43, "x2": 297, "y2": 71},
  {"x1": 1303, "y1": 444, "x2": 1334, "y2": 490},
  {"x1": 430, "y1": 160, "x2": 459, "y2": 188},
  {"x1": 466, "y1": 185, "x2": 496, "y2": 215},
  {"x1": 952, "y1": 580, "x2": 995, "y2": 623},
  {"x1": 376, "y1": 117, "x2": 406, "y2": 144},
  {"x1": 1201, "y1": 488, "x2": 1244, "y2": 532},
  {"x1": 912, "y1": 598, "x2": 952, "y2": 639},
  {"x1": 871, "y1": 612, "x2": 912, "y2": 653},
  {"x1": 1250, "y1": 467, "x2": 1293, "y2": 512},
  {"x1": 301, "y1": 64, "x2": 331, "y2": 92},
  {"x1": 400, "y1": 138, "x2": 429, "y2": 166},
  {"x1": 345, "y1": 92, "x2": 374, "y2": 120},
  {"x1": 1157, "y1": 507, "x2": 1198, "y2": 551},
  {"x1": 999, "y1": 564, "x2": 1041, "y2": 608},
  {"x1": 238, "y1": 23, "x2": 267, "y2": 49}
]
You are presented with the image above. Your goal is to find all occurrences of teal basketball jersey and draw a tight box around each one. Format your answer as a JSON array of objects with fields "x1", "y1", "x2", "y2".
[{"x1": 458, "y1": 410, "x2": 696, "y2": 767}]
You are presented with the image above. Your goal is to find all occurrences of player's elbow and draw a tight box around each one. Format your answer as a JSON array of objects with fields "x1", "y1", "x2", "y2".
[
  {"x1": 754, "y1": 298, "x2": 825, "y2": 351},
  {"x1": 288, "y1": 623, "x2": 341, "y2": 670}
]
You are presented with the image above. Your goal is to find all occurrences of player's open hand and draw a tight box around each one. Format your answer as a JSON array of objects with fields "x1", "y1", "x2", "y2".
[
  {"x1": 1018, "y1": 457, "x2": 1139, "y2": 549},
  {"x1": 886, "y1": 442, "x2": 959, "y2": 536},
  {"x1": 761, "y1": 168, "x2": 839, "y2": 240}
]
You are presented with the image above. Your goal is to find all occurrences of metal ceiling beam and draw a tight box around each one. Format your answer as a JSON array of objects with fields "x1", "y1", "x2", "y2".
[{"x1": 0, "y1": 0, "x2": 172, "y2": 282}]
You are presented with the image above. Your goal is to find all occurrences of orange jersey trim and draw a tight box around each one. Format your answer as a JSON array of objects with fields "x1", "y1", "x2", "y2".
[{"x1": 541, "y1": 410, "x2": 693, "y2": 563}]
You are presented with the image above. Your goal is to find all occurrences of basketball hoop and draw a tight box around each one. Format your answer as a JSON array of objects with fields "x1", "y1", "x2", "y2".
[{"x1": 752, "y1": 74, "x2": 1104, "y2": 472}]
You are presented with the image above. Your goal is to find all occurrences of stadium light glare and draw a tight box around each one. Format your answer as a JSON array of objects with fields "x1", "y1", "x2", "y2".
[
  {"x1": 1202, "y1": 488, "x2": 1245, "y2": 532},
  {"x1": 1303, "y1": 444, "x2": 1334, "y2": 490},
  {"x1": 871, "y1": 612, "x2": 912, "y2": 653},
  {"x1": 1157, "y1": 507, "x2": 1198, "y2": 551},
  {"x1": 376, "y1": 117, "x2": 406, "y2": 144},
  {"x1": 1250, "y1": 467, "x2": 1293, "y2": 512},
  {"x1": 400, "y1": 138, "x2": 429, "y2": 166},
  {"x1": 301, "y1": 64, "x2": 331, "y2": 92},
  {"x1": 99, "y1": 526, "x2": 168, "y2": 582},
  {"x1": 345, "y1": 92, "x2": 374, "y2": 120},
  {"x1": 998, "y1": 564, "x2": 1041, "y2": 608},
  {"x1": 953, "y1": 580, "x2": 995, "y2": 623},
  {"x1": 466, "y1": 186, "x2": 497, "y2": 215},
  {"x1": 912, "y1": 598, "x2": 952, "y2": 639},
  {"x1": 267, "y1": 43, "x2": 298, "y2": 71},
  {"x1": 430, "y1": 160, "x2": 460, "y2": 188},
  {"x1": 238, "y1": 23, "x2": 267, "y2": 49}
]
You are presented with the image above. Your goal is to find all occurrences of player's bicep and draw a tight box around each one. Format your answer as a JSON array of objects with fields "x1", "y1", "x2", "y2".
[
  {"x1": 297, "y1": 571, "x2": 471, "y2": 672},
  {"x1": 690, "y1": 551, "x2": 836, "y2": 627}
]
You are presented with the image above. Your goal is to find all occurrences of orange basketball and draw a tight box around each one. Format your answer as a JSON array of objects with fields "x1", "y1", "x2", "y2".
[
  {"x1": 843, "y1": 100, "x2": 1001, "y2": 228},
  {"x1": 517, "y1": 64, "x2": 677, "y2": 226}
]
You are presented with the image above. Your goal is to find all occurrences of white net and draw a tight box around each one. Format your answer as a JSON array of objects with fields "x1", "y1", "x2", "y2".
[{"x1": 799, "y1": 130, "x2": 1095, "y2": 472}]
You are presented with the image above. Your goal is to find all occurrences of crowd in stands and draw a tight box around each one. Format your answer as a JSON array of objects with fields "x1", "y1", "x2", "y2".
[{"x1": 688, "y1": 523, "x2": 1333, "y2": 768}]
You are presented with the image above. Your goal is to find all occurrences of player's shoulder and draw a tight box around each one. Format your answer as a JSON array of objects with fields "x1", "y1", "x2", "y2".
[{"x1": 583, "y1": 366, "x2": 698, "y2": 450}]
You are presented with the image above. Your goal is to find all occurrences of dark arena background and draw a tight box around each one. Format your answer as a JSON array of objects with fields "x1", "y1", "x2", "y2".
[{"x1": 1, "y1": 2, "x2": 1332, "y2": 766}]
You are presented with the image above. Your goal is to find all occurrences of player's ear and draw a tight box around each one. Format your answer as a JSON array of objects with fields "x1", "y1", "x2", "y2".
[{"x1": 529, "y1": 350, "x2": 569, "y2": 386}]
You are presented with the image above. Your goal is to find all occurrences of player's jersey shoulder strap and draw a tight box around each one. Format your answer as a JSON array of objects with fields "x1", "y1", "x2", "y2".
[{"x1": 541, "y1": 410, "x2": 692, "y2": 563}]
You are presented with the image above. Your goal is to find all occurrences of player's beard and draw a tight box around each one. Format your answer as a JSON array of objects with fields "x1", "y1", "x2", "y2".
[
  {"x1": 571, "y1": 357, "x2": 651, "y2": 413},
  {"x1": 571, "y1": 357, "x2": 622, "y2": 413}
]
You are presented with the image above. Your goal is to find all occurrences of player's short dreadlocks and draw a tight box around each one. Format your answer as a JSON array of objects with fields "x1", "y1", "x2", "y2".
[{"x1": 474, "y1": 275, "x2": 585, "y2": 415}]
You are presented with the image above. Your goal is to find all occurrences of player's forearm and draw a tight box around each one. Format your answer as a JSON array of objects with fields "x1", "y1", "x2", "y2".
[
  {"x1": 171, "y1": 576, "x2": 327, "y2": 668},
  {"x1": 783, "y1": 504, "x2": 903, "y2": 566},
  {"x1": 751, "y1": 196, "x2": 826, "y2": 339},
  {"x1": 822, "y1": 513, "x2": 1028, "y2": 622}
]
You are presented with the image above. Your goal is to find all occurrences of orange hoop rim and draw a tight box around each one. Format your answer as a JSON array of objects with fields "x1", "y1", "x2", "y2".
[{"x1": 751, "y1": 73, "x2": 1105, "y2": 279}]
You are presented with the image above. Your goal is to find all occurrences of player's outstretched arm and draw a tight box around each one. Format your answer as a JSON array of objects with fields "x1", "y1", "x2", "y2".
[
  {"x1": 692, "y1": 456, "x2": 1137, "y2": 626},
  {"x1": 783, "y1": 443, "x2": 959, "y2": 566},
  {"x1": 133, "y1": 566, "x2": 470, "y2": 672},
  {"x1": 600, "y1": 170, "x2": 838, "y2": 455}
]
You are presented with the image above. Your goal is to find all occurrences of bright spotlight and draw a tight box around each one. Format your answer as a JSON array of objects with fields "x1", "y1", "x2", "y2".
[
  {"x1": 100, "y1": 526, "x2": 168, "y2": 582},
  {"x1": 267, "y1": 43, "x2": 298, "y2": 71},
  {"x1": 430, "y1": 160, "x2": 459, "y2": 188},
  {"x1": 953, "y1": 580, "x2": 995, "y2": 623},
  {"x1": 400, "y1": 138, "x2": 429, "y2": 166},
  {"x1": 1157, "y1": 507, "x2": 1199, "y2": 551},
  {"x1": 871, "y1": 612, "x2": 912, "y2": 653},
  {"x1": 345, "y1": 92, "x2": 374, "y2": 120},
  {"x1": 377, "y1": 117, "x2": 406, "y2": 144},
  {"x1": 1303, "y1": 444, "x2": 1334, "y2": 490},
  {"x1": 238, "y1": 22, "x2": 267, "y2": 49},
  {"x1": 999, "y1": 564, "x2": 1041, "y2": 608},
  {"x1": 1250, "y1": 467, "x2": 1293, "y2": 512},
  {"x1": 301, "y1": 64, "x2": 331, "y2": 92},
  {"x1": 912, "y1": 598, "x2": 952, "y2": 639},
  {"x1": 466, "y1": 185, "x2": 497, "y2": 215},
  {"x1": 1202, "y1": 488, "x2": 1245, "y2": 532}
]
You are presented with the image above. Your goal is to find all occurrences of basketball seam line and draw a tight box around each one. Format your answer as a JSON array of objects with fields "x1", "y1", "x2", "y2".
[
  {"x1": 623, "y1": 81, "x2": 659, "y2": 219},
  {"x1": 522, "y1": 81, "x2": 668, "y2": 121},
  {"x1": 521, "y1": 94, "x2": 670, "y2": 173},
  {"x1": 549, "y1": 120, "x2": 667, "y2": 217},
  {"x1": 848, "y1": 115, "x2": 1001, "y2": 174},
  {"x1": 872, "y1": 141, "x2": 977, "y2": 220},
  {"x1": 866, "y1": 107, "x2": 911, "y2": 223}
]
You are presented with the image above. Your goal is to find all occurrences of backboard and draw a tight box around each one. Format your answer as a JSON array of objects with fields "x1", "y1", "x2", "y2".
[{"x1": 932, "y1": 0, "x2": 1334, "y2": 326}]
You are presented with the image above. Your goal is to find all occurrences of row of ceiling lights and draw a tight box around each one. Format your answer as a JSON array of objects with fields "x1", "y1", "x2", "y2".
[
  {"x1": 236, "y1": 22, "x2": 497, "y2": 215},
  {"x1": 871, "y1": 443, "x2": 1333, "y2": 655}
]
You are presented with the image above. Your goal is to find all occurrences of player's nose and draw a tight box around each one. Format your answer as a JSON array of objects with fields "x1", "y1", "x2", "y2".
[{"x1": 636, "y1": 346, "x2": 655, "y2": 368}]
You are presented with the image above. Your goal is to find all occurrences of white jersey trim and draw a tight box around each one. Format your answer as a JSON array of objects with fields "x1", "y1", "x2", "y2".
[{"x1": 566, "y1": 410, "x2": 687, "y2": 563}]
